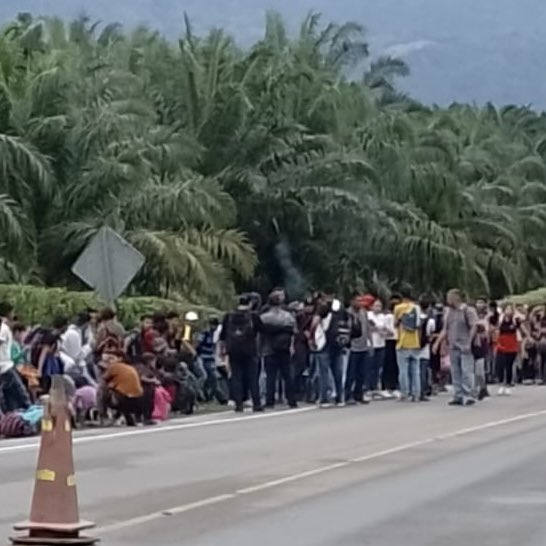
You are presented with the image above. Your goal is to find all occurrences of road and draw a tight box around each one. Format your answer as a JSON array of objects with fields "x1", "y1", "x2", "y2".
[{"x1": 3, "y1": 388, "x2": 546, "y2": 545}]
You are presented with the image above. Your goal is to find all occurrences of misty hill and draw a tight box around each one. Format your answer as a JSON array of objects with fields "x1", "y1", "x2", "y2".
[{"x1": 1, "y1": 0, "x2": 545, "y2": 108}]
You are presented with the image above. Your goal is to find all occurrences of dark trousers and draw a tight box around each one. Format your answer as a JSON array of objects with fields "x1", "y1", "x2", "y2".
[
  {"x1": 330, "y1": 350, "x2": 344, "y2": 404},
  {"x1": 106, "y1": 388, "x2": 154, "y2": 426},
  {"x1": 0, "y1": 368, "x2": 30, "y2": 413},
  {"x1": 202, "y1": 358, "x2": 228, "y2": 404},
  {"x1": 345, "y1": 351, "x2": 367, "y2": 402},
  {"x1": 382, "y1": 339, "x2": 399, "y2": 391},
  {"x1": 229, "y1": 353, "x2": 261, "y2": 410},
  {"x1": 496, "y1": 352, "x2": 517, "y2": 386},
  {"x1": 264, "y1": 353, "x2": 296, "y2": 407},
  {"x1": 419, "y1": 358, "x2": 430, "y2": 397},
  {"x1": 368, "y1": 348, "x2": 385, "y2": 392}
]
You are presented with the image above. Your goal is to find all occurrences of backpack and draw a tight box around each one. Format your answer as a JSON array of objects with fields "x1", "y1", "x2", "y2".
[
  {"x1": 225, "y1": 311, "x2": 256, "y2": 355},
  {"x1": 401, "y1": 306, "x2": 420, "y2": 332},
  {"x1": 335, "y1": 315, "x2": 352, "y2": 349},
  {"x1": 0, "y1": 413, "x2": 33, "y2": 438}
]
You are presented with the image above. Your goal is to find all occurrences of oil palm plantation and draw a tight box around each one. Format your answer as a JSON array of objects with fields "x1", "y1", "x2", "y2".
[{"x1": 0, "y1": 10, "x2": 545, "y2": 305}]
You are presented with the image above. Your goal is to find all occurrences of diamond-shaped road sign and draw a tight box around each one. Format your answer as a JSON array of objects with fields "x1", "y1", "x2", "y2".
[{"x1": 71, "y1": 227, "x2": 145, "y2": 304}]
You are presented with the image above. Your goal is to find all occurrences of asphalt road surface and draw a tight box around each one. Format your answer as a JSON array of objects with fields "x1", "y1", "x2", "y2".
[{"x1": 3, "y1": 388, "x2": 546, "y2": 545}]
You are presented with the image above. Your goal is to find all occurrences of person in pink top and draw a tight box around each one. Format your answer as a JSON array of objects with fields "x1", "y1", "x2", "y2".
[{"x1": 74, "y1": 384, "x2": 97, "y2": 426}]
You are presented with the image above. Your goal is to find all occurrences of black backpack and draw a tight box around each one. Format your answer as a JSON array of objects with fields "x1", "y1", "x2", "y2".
[
  {"x1": 225, "y1": 311, "x2": 256, "y2": 355},
  {"x1": 334, "y1": 312, "x2": 352, "y2": 350}
]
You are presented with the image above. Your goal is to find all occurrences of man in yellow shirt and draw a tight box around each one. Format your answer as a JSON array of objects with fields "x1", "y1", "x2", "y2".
[{"x1": 394, "y1": 288, "x2": 422, "y2": 401}]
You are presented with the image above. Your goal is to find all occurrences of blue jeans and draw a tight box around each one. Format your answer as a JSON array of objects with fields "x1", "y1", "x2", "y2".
[
  {"x1": 344, "y1": 351, "x2": 368, "y2": 402},
  {"x1": 396, "y1": 349, "x2": 421, "y2": 399},
  {"x1": 450, "y1": 348, "x2": 475, "y2": 401},
  {"x1": 368, "y1": 348, "x2": 385, "y2": 392},
  {"x1": 312, "y1": 351, "x2": 333, "y2": 404}
]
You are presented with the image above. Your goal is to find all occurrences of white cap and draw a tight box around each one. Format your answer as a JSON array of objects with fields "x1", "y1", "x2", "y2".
[{"x1": 185, "y1": 311, "x2": 199, "y2": 322}]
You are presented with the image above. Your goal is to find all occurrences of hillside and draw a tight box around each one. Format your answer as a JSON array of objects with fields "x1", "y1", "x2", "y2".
[{"x1": 0, "y1": 0, "x2": 544, "y2": 107}]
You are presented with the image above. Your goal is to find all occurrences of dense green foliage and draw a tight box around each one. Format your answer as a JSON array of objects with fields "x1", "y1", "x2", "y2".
[
  {"x1": 0, "y1": 284, "x2": 218, "y2": 326},
  {"x1": 0, "y1": 11, "x2": 545, "y2": 304}
]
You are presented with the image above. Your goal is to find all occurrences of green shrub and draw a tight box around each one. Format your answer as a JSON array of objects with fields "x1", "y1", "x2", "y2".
[
  {"x1": 507, "y1": 287, "x2": 546, "y2": 307},
  {"x1": 0, "y1": 285, "x2": 221, "y2": 327}
]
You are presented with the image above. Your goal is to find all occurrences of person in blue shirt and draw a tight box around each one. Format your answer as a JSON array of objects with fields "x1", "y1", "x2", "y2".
[{"x1": 197, "y1": 317, "x2": 226, "y2": 404}]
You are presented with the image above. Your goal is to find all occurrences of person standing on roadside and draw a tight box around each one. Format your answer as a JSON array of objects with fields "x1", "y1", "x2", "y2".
[
  {"x1": 344, "y1": 294, "x2": 373, "y2": 404},
  {"x1": 433, "y1": 289, "x2": 478, "y2": 406},
  {"x1": 368, "y1": 298, "x2": 391, "y2": 399},
  {"x1": 382, "y1": 295, "x2": 401, "y2": 398},
  {"x1": 261, "y1": 290, "x2": 298, "y2": 409},
  {"x1": 418, "y1": 297, "x2": 436, "y2": 402},
  {"x1": 220, "y1": 294, "x2": 264, "y2": 413},
  {"x1": 495, "y1": 303, "x2": 526, "y2": 396},
  {"x1": 394, "y1": 287, "x2": 422, "y2": 402}
]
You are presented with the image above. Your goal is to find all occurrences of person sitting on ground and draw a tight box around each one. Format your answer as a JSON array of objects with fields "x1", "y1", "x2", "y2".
[
  {"x1": 125, "y1": 314, "x2": 154, "y2": 363},
  {"x1": 157, "y1": 355, "x2": 197, "y2": 415},
  {"x1": 35, "y1": 327, "x2": 64, "y2": 395},
  {"x1": 11, "y1": 322, "x2": 39, "y2": 401},
  {"x1": 135, "y1": 352, "x2": 160, "y2": 424},
  {"x1": 73, "y1": 376, "x2": 98, "y2": 427},
  {"x1": 101, "y1": 350, "x2": 152, "y2": 426},
  {"x1": 95, "y1": 308, "x2": 125, "y2": 356}
]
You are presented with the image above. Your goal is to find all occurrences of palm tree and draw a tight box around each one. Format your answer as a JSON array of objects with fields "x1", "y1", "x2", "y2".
[{"x1": 0, "y1": 9, "x2": 545, "y2": 304}]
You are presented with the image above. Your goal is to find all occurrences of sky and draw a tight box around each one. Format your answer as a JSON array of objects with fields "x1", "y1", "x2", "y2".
[{"x1": 1, "y1": 0, "x2": 545, "y2": 108}]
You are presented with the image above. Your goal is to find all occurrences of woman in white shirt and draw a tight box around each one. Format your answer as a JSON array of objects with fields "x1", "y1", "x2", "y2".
[
  {"x1": 418, "y1": 302, "x2": 436, "y2": 401},
  {"x1": 368, "y1": 299, "x2": 394, "y2": 398},
  {"x1": 382, "y1": 296, "x2": 400, "y2": 397}
]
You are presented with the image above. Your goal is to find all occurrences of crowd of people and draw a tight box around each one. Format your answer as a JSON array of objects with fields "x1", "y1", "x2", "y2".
[{"x1": 0, "y1": 286, "x2": 542, "y2": 436}]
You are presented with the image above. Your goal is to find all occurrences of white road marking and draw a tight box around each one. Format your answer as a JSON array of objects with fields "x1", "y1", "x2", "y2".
[
  {"x1": 97, "y1": 408, "x2": 546, "y2": 535},
  {"x1": 0, "y1": 406, "x2": 316, "y2": 455}
]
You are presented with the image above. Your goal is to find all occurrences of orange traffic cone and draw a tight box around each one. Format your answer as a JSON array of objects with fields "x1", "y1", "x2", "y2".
[{"x1": 11, "y1": 375, "x2": 98, "y2": 545}]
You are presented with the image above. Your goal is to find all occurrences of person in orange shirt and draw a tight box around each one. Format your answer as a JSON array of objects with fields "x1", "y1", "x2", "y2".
[{"x1": 102, "y1": 350, "x2": 154, "y2": 426}]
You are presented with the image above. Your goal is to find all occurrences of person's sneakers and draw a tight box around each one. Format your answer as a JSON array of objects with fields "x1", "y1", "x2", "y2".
[
  {"x1": 319, "y1": 402, "x2": 333, "y2": 409},
  {"x1": 505, "y1": 387, "x2": 512, "y2": 396},
  {"x1": 448, "y1": 399, "x2": 463, "y2": 406},
  {"x1": 498, "y1": 386, "x2": 506, "y2": 396},
  {"x1": 392, "y1": 390, "x2": 402, "y2": 400},
  {"x1": 143, "y1": 419, "x2": 158, "y2": 426},
  {"x1": 336, "y1": 401, "x2": 346, "y2": 408},
  {"x1": 253, "y1": 406, "x2": 264, "y2": 413},
  {"x1": 288, "y1": 403, "x2": 299, "y2": 409},
  {"x1": 345, "y1": 399, "x2": 357, "y2": 406},
  {"x1": 419, "y1": 396, "x2": 431, "y2": 402},
  {"x1": 234, "y1": 405, "x2": 244, "y2": 413},
  {"x1": 464, "y1": 399, "x2": 476, "y2": 406}
]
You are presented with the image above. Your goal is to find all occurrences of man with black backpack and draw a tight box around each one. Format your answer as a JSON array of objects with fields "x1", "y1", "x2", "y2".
[
  {"x1": 220, "y1": 294, "x2": 264, "y2": 413},
  {"x1": 260, "y1": 290, "x2": 298, "y2": 409}
]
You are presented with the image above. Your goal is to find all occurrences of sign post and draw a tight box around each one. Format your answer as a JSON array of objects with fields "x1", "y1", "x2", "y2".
[{"x1": 71, "y1": 227, "x2": 145, "y2": 305}]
